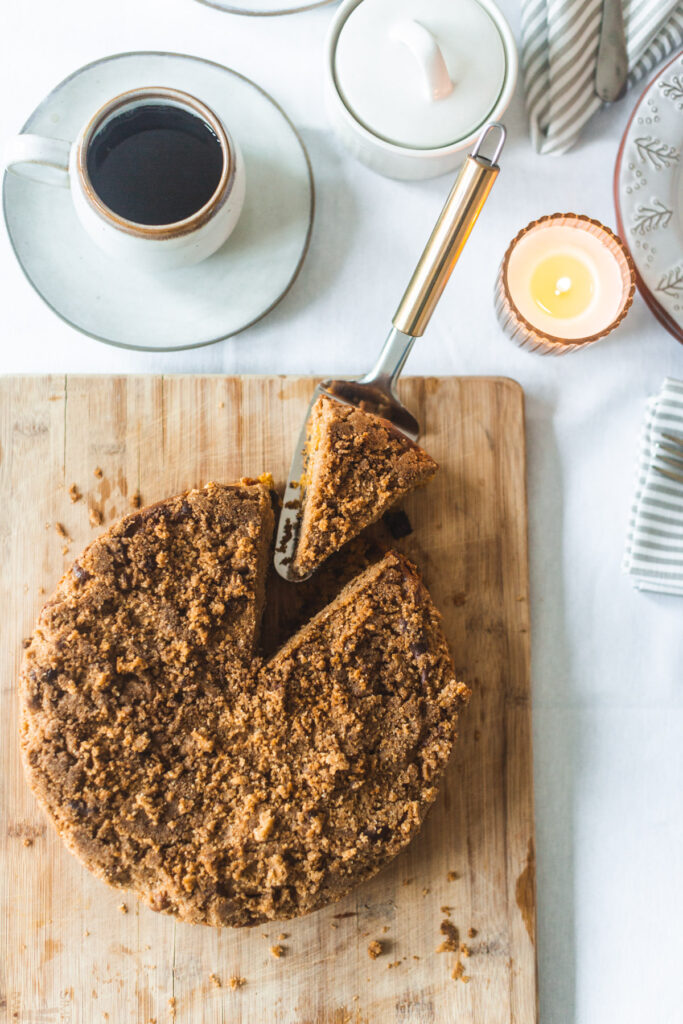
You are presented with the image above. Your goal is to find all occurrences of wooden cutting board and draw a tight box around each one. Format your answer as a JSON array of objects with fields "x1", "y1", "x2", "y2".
[{"x1": 0, "y1": 375, "x2": 536, "y2": 1024}]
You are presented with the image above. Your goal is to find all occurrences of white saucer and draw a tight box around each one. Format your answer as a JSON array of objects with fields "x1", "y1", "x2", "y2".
[
  {"x1": 2, "y1": 52, "x2": 314, "y2": 351},
  {"x1": 194, "y1": 0, "x2": 336, "y2": 16}
]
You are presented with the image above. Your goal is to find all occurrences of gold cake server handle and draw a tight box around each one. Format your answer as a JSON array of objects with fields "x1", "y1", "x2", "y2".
[{"x1": 393, "y1": 122, "x2": 505, "y2": 337}]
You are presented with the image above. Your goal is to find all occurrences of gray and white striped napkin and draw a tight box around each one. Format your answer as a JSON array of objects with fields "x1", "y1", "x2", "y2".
[
  {"x1": 521, "y1": 0, "x2": 683, "y2": 155},
  {"x1": 624, "y1": 378, "x2": 683, "y2": 595}
]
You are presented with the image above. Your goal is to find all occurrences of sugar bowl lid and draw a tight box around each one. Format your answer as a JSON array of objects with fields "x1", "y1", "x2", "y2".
[{"x1": 332, "y1": 0, "x2": 509, "y2": 150}]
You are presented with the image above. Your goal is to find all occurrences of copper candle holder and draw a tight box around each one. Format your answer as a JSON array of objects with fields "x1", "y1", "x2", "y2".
[{"x1": 495, "y1": 213, "x2": 636, "y2": 355}]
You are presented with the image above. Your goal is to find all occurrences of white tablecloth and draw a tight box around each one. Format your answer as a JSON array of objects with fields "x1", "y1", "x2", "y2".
[{"x1": 1, "y1": 2, "x2": 682, "y2": 1021}]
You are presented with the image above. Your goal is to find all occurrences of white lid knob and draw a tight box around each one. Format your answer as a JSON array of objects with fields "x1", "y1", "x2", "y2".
[{"x1": 333, "y1": 0, "x2": 508, "y2": 150}]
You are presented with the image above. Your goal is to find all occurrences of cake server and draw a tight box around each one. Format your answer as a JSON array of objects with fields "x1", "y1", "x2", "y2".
[{"x1": 275, "y1": 121, "x2": 505, "y2": 581}]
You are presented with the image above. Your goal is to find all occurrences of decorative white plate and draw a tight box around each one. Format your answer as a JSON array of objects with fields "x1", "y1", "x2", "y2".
[
  {"x1": 2, "y1": 52, "x2": 314, "y2": 352},
  {"x1": 614, "y1": 51, "x2": 683, "y2": 345},
  {"x1": 194, "y1": 0, "x2": 335, "y2": 15}
]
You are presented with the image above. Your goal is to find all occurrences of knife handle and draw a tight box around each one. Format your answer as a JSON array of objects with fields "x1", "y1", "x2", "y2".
[{"x1": 393, "y1": 123, "x2": 504, "y2": 338}]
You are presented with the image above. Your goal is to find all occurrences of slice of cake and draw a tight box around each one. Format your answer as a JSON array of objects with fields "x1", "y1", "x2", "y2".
[
  {"x1": 292, "y1": 395, "x2": 437, "y2": 577},
  {"x1": 20, "y1": 471, "x2": 467, "y2": 929}
]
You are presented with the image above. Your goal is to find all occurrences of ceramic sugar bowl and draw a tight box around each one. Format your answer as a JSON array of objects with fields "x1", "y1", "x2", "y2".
[{"x1": 325, "y1": 0, "x2": 518, "y2": 180}]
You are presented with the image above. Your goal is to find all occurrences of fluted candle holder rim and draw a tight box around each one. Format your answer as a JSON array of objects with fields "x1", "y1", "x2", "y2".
[{"x1": 498, "y1": 212, "x2": 636, "y2": 352}]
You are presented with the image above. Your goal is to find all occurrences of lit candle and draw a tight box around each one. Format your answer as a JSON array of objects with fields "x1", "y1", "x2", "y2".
[{"x1": 496, "y1": 214, "x2": 635, "y2": 354}]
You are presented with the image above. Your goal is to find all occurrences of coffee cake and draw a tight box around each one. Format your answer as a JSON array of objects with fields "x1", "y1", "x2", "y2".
[
  {"x1": 20, "y1": 482, "x2": 467, "y2": 927},
  {"x1": 292, "y1": 395, "x2": 437, "y2": 577}
]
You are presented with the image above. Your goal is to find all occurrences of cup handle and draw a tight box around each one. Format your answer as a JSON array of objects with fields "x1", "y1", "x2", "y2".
[{"x1": 4, "y1": 134, "x2": 71, "y2": 188}]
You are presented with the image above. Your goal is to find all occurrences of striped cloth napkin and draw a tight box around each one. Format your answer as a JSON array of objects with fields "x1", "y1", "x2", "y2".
[
  {"x1": 521, "y1": 0, "x2": 683, "y2": 155},
  {"x1": 624, "y1": 378, "x2": 683, "y2": 595}
]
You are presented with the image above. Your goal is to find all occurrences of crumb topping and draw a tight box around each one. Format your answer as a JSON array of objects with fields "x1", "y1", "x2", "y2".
[
  {"x1": 293, "y1": 396, "x2": 437, "y2": 576},
  {"x1": 20, "y1": 480, "x2": 467, "y2": 928}
]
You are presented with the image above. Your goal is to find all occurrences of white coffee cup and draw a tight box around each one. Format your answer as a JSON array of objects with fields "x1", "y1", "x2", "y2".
[{"x1": 4, "y1": 87, "x2": 246, "y2": 271}]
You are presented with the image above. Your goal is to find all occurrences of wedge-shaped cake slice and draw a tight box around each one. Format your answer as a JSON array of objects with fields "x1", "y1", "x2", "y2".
[{"x1": 292, "y1": 395, "x2": 437, "y2": 576}]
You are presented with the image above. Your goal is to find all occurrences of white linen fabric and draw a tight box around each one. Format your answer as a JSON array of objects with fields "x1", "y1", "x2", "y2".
[
  {"x1": 1, "y1": 2, "x2": 682, "y2": 1023},
  {"x1": 521, "y1": 0, "x2": 683, "y2": 154},
  {"x1": 624, "y1": 378, "x2": 683, "y2": 594}
]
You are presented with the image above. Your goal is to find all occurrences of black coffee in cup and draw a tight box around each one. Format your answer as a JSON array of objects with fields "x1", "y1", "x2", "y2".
[{"x1": 86, "y1": 104, "x2": 224, "y2": 226}]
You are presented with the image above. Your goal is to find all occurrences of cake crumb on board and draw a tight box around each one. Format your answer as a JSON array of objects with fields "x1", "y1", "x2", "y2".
[
  {"x1": 55, "y1": 523, "x2": 71, "y2": 549},
  {"x1": 130, "y1": 491, "x2": 142, "y2": 509},
  {"x1": 94, "y1": 466, "x2": 103, "y2": 478},
  {"x1": 69, "y1": 484, "x2": 82, "y2": 503},
  {"x1": 89, "y1": 507, "x2": 103, "y2": 527},
  {"x1": 270, "y1": 945, "x2": 285, "y2": 958},
  {"x1": 468, "y1": 927, "x2": 477, "y2": 938},
  {"x1": 228, "y1": 976, "x2": 246, "y2": 991},
  {"x1": 118, "y1": 903, "x2": 128, "y2": 914},
  {"x1": 447, "y1": 870, "x2": 459, "y2": 882},
  {"x1": 436, "y1": 920, "x2": 459, "y2": 953},
  {"x1": 367, "y1": 940, "x2": 383, "y2": 960},
  {"x1": 209, "y1": 973, "x2": 221, "y2": 988}
]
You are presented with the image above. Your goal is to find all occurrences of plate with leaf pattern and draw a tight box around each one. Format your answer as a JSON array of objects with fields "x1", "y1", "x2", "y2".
[{"x1": 615, "y1": 51, "x2": 683, "y2": 344}]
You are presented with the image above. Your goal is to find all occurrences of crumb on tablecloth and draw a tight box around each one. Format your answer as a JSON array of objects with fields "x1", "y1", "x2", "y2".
[{"x1": 367, "y1": 940, "x2": 383, "y2": 960}]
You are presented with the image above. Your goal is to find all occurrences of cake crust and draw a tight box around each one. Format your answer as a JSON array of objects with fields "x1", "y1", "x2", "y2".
[
  {"x1": 20, "y1": 482, "x2": 467, "y2": 927},
  {"x1": 292, "y1": 396, "x2": 438, "y2": 577}
]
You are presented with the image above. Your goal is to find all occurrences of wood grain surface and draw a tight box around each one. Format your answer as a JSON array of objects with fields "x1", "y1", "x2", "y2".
[{"x1": 0, "y1": 375, "x2": 536, "y2": 1024}]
